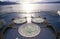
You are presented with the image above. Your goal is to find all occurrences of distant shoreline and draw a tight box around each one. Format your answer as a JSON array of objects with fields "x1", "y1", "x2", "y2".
[
  {"x1": 0, "y1": 1, "x2": 60, "y2": 5},
  {"x1": 31, "y1": 1, "x2": 60, "y2": 4},
  {"x1": 0, "y1": 1, "x2": 18, "y2": 5}
]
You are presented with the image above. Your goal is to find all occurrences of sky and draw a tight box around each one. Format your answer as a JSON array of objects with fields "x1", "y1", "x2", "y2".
[{"x1": 0, "y1": 0, "x2": 60, "y2": 2}]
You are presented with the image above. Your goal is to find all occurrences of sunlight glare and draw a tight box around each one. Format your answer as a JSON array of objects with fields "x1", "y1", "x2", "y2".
[
  {"x1": 21, "y1": 4, "x2": 33, "y2": 13},
  {"x1": 19, "y1": 0, "x2": 42, "y2": 13},
  {"x1": 18, "y1": 0, "x2": 43, "y2": 3}
]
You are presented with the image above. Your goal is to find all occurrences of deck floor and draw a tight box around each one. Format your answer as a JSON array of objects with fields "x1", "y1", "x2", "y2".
[
  {"x1": 3, "y1": 25, "x2": 56, "y2": 39},
  {"x1": 0, "y1": 12, "x2": 60, "y2": 39}
]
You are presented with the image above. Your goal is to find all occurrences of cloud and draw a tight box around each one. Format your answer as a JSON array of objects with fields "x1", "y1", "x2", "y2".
[{"x1": 0, "y1": 0, "x2": 60, "y2": 2}]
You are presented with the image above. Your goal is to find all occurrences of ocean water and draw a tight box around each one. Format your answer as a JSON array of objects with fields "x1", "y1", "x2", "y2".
[{"x1": 0, "y1": 3, "x2": 60, "y2": 13}]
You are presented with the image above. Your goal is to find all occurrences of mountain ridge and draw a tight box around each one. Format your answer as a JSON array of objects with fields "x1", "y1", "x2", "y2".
[{"x1": 0, "y1": 1, "x2": 18, "y2": 5}]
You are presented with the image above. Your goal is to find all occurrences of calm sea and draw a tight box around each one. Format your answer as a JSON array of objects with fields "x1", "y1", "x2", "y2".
[{"x1": 0, "y1": 3, "x2": 60, "y2": 13}]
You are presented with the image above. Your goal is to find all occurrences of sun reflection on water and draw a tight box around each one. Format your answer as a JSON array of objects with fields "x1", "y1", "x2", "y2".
[{"x1": 25, "y1": 14, "x2": 32, "y2": 23}]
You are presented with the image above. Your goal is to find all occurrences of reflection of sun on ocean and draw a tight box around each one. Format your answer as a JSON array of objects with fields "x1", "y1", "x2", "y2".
[
  {"x1": 25, "y1": 14, "x2": 32, "y2": 23},
  {"x1": 21, "y1": 4, "x2": 33, "y2": 13},
  {"x1": 18, "y1": 0, "x2": 43, "y2": 13},
  {"x1": 19, "y1": 0, "x2": 33, "y2": 13}
]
